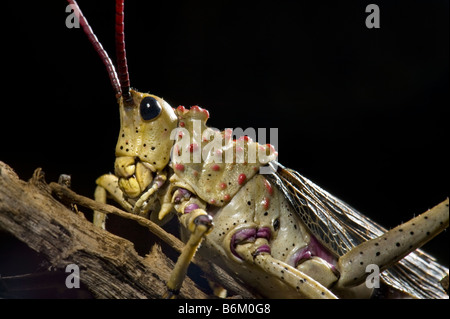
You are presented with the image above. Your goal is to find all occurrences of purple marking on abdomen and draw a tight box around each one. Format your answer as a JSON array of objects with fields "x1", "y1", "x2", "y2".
[
  {"x1": 230, "y1": 227, "x2": 273, "y2": 259},
  {"x1": 290, "y1": 235, "x2": 337, "y2": 268},
  {"x1": 230, "y1": 228, "x2": 257, "y2": 259},
  {"x1": 308, "y1": 236, "x2": 336, "y2": 266},
  {"x1": 256, "y1": 227, "x2": 272, "y2": 241},
  {"x1": 291, "y1": 249, "x2": 312, "y2": 266},
  {"x1": 255, "y1": 244, "x2": 271, "y2": 255},
  {"x1": 184, "y1": 203, "x2": 199, "y2": 213}
]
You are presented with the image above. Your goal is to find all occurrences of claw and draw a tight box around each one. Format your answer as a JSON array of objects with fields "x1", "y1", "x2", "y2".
[
  {"x1": 163, "y1": 288, "x2": 179, "y2": 299},
  {"x1": 194, "y1": 214, "x2": 213, "y2": 228}
]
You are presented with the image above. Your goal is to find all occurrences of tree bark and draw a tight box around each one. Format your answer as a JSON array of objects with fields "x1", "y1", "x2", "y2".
[{"x1": 0, "y1": 161, "x2": 253, "y2": 299}]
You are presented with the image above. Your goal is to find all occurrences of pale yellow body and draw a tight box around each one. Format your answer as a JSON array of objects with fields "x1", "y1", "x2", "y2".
[{"x1": 93, "y1": 90, "x2": 449, "y2": 299}]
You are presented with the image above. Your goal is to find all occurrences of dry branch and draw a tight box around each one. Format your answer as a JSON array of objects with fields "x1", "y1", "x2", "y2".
[{"x1": 0, "y1": 161, "x2": 253, "y2": 299}]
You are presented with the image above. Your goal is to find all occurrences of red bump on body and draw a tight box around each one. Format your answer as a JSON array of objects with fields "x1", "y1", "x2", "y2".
[
  {"x1": 202, "y1": 108, "x2": 210, "y2": 119},
  {"x1": 190, "y1": 105, "x2": 210, "y2": 119},
  {"x1": 189, "y1": 143, "x2": 199, "y2": 152},
  {"x1": 174, "y1": 145, "x2": 181, "y2": 156},
  {"x1": 224, "y1": 194, "x2": 231, "y2": 201},
  {"x1": 238, "y1": 135, "x2": 252, "y2": 142},
  {"x1": 238, "y1": 173, "x2": 247, "y2": 185},
  {"x1": 262, "y1": 197, "x2": 270, "y2": 210},
  {"x1": 266, "y1": 144, "x2": 275, "y2": 151},
  {"x1": 219, "y1": 182, "x2": 227, "y2": 189},
  {"x1": 174, "y1": 163, "x2": 185, "y2": 172},
  {"x1": 264, "y1": 179, "x2": 273, "y2": 195},
  {"x1": 179, "y1": 121, "x2": 185, "y2": 127},
  {"x1": 212, "y1": 164, "x2": 220, "y2": 171}
]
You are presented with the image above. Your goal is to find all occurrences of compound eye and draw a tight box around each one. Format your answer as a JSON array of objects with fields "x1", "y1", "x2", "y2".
[{"x1": 140, "y1": 96, "x2": 162, "y2": 120}]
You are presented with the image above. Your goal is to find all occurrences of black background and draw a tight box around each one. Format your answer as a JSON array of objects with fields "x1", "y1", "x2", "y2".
[{"x1": 1, "y1": 0, "x2": 448, "y2": 297}]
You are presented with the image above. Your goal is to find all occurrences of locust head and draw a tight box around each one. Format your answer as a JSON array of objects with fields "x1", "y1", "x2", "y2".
[
  {"x1": 113, "y1": 91, "x2": 177, "y2": 198},
  {"x1": 115, "y1": 90, "x2": 177, "y2": 169}
]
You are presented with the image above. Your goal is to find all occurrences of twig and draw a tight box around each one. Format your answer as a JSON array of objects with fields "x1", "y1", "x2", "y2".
[
  {"x1": 0, "y1": 161, "x2": 207, "y2": 298},
  {"x1": 0, "y1": 161, "x2": 255, "y2": 299},
  {"x1": 50, "y1": 182, "x2": 185, "y2": 253}
]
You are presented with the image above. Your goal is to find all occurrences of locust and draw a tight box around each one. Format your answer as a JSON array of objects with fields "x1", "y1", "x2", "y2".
[{"x1": 67, "y1": 0, "x2": 449, "y2": 299}]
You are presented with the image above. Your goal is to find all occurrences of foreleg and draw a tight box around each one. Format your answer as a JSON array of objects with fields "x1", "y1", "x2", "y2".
[
  {"x1": 93, "y1": 174, "x2": 133, "y2": 229},
  {"x1": 164, "y1": 189, "x2": 213, "y2": 298}
]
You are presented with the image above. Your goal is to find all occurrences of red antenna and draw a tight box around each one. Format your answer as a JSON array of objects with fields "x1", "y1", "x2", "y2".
[
  {"x1": 67, "y1": 0, "x2": 132, "y2": 103},
  {"x1": 115, "y1": 0, "x2": 132, "y2": 103}
]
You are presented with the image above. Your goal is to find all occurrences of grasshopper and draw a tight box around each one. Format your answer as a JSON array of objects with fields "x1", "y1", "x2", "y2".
[{"x1": 67, "y1": 0, "x2": 448, "y2": 299}]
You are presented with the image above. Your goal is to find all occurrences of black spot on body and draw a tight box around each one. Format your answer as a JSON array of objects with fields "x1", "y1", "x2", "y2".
[{"x1": 273, "y1": 218, "x2": 280, "y2": 231}]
